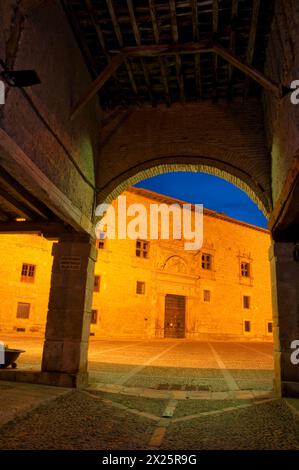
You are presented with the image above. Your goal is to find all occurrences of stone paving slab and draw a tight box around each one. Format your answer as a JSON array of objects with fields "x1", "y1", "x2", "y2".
[
  {"x1": 0, "y1": 381, "x2": 70, "y2": 428},
  {"x1": 87, "y1": 382, "x2": 272, "y2": 401}
]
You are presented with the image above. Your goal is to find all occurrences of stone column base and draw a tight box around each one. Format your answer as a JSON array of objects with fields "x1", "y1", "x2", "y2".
[{"x1": 0, "y1": 370, "x2": 88, "y2": 388}]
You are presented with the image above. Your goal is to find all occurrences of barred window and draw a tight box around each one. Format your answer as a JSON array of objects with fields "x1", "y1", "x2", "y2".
[
  {"x1": 136, "y1": 281, "x2": 146, "y2": 295},
  {"x1": 241, "y1": 262, "x2": 250, "y2": 277},
  {"x1": 136, "y1": 240, "x2": 149, "y2": 258},
  {"x1": 244, "y1": 320, "x2": 251, "y2": 333},
  {"x1": 202, "y1": 253, "x2": 212, "y2": 270},
  {"x1": 16, "y1": 302, "x2": 30, "y2": 319},
  {"x1": 21, "y1": 263, "x2": 36, "y2": 283}
]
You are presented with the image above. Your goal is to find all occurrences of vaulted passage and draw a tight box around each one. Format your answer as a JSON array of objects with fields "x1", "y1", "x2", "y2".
[{"x1": 0, "y1": 0, "x2": 299, "y2": 454}]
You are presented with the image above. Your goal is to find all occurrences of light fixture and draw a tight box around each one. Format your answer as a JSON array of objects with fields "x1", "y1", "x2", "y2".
[
  {"x1": 15, "y1": 217, "x2": 26, "y2": 222},
  {"x1": 0, "y1": 58, "x2": 41, "y2": 88},
  {"x1": 1, "y1": 70, "x2": 41, "y2": 87}
]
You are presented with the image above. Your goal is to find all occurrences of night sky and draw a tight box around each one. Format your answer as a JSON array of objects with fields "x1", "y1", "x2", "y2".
[{"x1": 135, "y1": 172, "x2": 268, "y2": 229}]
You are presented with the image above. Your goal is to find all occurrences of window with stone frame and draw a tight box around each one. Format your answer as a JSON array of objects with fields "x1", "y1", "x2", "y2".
[
  {"x1": 16, "y1": 302, "x2": 30, "y2": 319},
  {"x1": 203, "y1": 289, "x2": 211, "y2": 302},
  {"x1": 91, "y1": 309, "x2": 98, "y2": 324},
  {"x1": 240, "y1": 261, "x2": 250, "y2": 278},
  {"x1": 244, "y1": 320, "x2": 251, "y2": 333},
  {"x1": 243, "y1": 295, "x2": 250, "y2": 309},
  {"x1": 94, "y1": 275, "x2": 101, "y2": 292},
  {"x1": 136, "y1": 281, "x2": 146, "y2": 295},
  {"x1": 21, "y1": 263, "x2": 36, "y2": 283},
  {"x1": 201, "y1": 253, "x2": 212, "y2": 270},
  {"x1": 136, "y1": 240, "x2": 149, "y2": 258}
]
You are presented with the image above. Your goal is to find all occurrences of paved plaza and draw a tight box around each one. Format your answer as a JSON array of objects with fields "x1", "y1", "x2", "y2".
[
  {"x1": 1, "y1": 336, "x2": 275, "y2": 394},
  {"x1": 0, "y1": 337, "x2": 299, "y2": 449}
]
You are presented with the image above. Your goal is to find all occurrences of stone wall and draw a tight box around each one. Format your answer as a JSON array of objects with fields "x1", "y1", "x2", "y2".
[
  {"x1": 0, "y1": 0, "x2": 101, "y2": 230},
  {"x1": 92, "y1": 189, "x2": 273, "y2": 341},
  {"x1": 0, "y1": 189, "x2": 273, "y2": 342},
  {"x1": 263, "y1": 0, "x2": 299, "y2": 205},
  {"x1": 96, "y1": 100, "x2": 271, "y2": 216}
]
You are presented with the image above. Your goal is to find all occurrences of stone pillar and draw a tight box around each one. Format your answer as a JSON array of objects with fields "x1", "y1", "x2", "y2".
[
  {"x1": 269, "y1": 241, "x2": 299, "y2": 397},
  {"x1": 41, "y1": 234, "x2": 97, "y2": 388}
]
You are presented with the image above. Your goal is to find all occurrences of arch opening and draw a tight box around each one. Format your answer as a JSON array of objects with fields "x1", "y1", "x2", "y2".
[{"x1": 98, "y1": 161, "x2": 271, "y2": 219}]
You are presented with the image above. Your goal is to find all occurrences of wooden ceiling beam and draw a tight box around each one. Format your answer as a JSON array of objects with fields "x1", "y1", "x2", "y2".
[
  {"x1": 247, "y1": 0, "x2": 260, "y2": 64},
  {"x1": 71, "y1": 41, "x2": 282, "y2": 119},
  {"x1": 127, "y1": 0, "x2": 155, "y2": 105},
  {"x1": 84, "y1": 0, "x2": 126, "y2": 107},
  {"x1": 228, "y1": 0, "x2": 238, "y2": 100},
  {"x1": 0, "y1": 167, "x2": 52, "y2": 219},
  {"x1": 85, "y1": 0, "x2": 109, "y2": 60},
  {"x1": 127, "y1": 0, "x2": 141, "y2": 45},
  {"x1": 244, "y1": 0, "x2": 260, "y2": 98},
  {"x1": 71, "y1": 52, "x2": 126, "y2": 120},
  {"x1": 106, "y1": 0, "x2": 140, "y2": 101},
  {"x1": 214, "y1": 43, "x2": 281, "y2": 96},
  {"x1": 169, "y1": 0, "x2": 185, "y2": 104},
  {"x1": 190, "y1": 0, "x2": 201, "y2": 100},
  {"x1": 190, "y1": 0, "x2": 198, "y2": 41},
  {"x1": 122, "y1": 41, "x2": 212, "y2": 56},
  {"x1": 169, "y1": 0, "x2": 179, "y2": 43},
  {"x1": 0, "y1": 187, "x2": 36, "y2": 220},
  {"x1": 0, "y1": 221, "x2": 73, "y2": 238},
  {"x1": 149, "y1": 0, "x2": 171, "y2": 106},
  {"x1": 0, "y1": 207, "x2": 10, "y2": 221},
  {"x1": 212, "y1": 0, "x2": 219, "y2": 102}
]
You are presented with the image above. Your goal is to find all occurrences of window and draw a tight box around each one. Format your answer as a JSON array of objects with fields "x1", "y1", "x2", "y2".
[
  {"x1": 21, "y1": 263, "x2": 36, "y2": 283},
  {"x1": 97, "y1": 231, "x2": 106, "y2": 249},
  {"x1": 136, "y1": 240, "x2": 149, "y2": 258},
  {"x1": 16, "y1": 302, "x2": 30, "y2": 319},
  {"x1": 244, "y1": 320, "x2": 251, "y2": 333},
  {"x1": 243, "y1": 295, "x2": 250, "y2": 309},
  {"x1": 94, "y1": 275, "x2": 100, "y2": 292},
  {"x1": 241, "y1": 262, "x2": 250, "y2": 278},
  {"x1": 136, "y1": 281, "x2": 146, "y2": 295},
  {"x1": 202, "y1": 253, "x2": 212, "y2": 270},
  {"x1": 203, "y1": 290, "x2": 211, "y2": 302},
  {"x1": 91, "y1": 309, "x2": 98, "y2": 324},
  {"x1": 267, "y1": 322, "x2": 273, "y2": 334}
]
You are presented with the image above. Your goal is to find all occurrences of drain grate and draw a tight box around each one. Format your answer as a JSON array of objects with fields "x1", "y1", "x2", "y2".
[{"x1": 156, "y1": 384, "x2": 210, "y2": 391}]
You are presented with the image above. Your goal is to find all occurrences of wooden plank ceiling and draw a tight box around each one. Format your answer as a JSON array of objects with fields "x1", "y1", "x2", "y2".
[{"x1": 63, "y1": 0, "x2": 275, "y2": 109}]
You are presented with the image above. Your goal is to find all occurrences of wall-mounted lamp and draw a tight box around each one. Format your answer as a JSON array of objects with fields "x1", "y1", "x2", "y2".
[
  {"x1": 0, "y1": 58, "x2": 41, "y2": 88},
  {"x1": 1, "y1": 69, "x2": 41, "y2": 87}
]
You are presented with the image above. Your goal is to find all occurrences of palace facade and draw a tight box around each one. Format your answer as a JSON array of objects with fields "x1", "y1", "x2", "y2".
[{"x1": 0, "y1": 187, "x2": 273, "y2": 341}]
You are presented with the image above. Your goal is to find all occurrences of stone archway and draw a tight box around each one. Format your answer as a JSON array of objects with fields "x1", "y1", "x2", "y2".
[
  {"x1": 98, "y1": 160, "x2": 270, "y2": 218},
  {"x1": 96, "y1": 103, "x2": 272, "y2": 217}
]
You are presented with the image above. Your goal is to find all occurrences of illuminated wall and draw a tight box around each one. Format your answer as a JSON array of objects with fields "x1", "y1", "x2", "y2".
[{"x1": 0, "y1": 188, "x2": 273, "y2": 341}]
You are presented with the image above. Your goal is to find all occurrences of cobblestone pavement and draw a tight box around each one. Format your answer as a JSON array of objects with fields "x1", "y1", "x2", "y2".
[
  {"x1": 0, "y1": 381, "x2": 70, "y2": 428},
  {"x1": 0, "y1": 336, "x2": 274, "y2": 394},
  {"x1": 0, "y1": 390, "x2": 299, "y2": 449},
  {"x1": 0, "y1": 337, "x2": 298, "y2": 450}
]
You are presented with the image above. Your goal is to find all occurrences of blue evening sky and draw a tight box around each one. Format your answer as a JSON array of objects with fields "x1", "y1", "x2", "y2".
[{"x1": 134, "y1": 172, "x2": 268, "y2": 229}]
